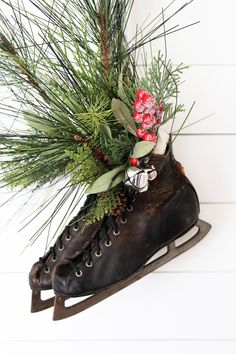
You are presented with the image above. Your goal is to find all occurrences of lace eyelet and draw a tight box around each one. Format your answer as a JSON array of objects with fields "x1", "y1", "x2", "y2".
[
  {"x1": 73, "y1": 225, "x2": 79, "y2": 231},
  {"x1": 58, "y1": 245, "x2": 64, "y2": 251},
  {"x1": 66, "y1": 234, "x2": 71, "y2": 241},
  {"x1": 143, "y1": 157, "x2": 149, "y2": 164},
  {"x1": 86, "y1": 261, "x2": 93, "y2": 268},
  {"x1": 127, "y1": 205, "x2": 133, "y2": 212},
  {"x1": 75, "y1": 270, "x2": 83, "y2": 278},
  {"x1": 44, "y1": 266, "x2": 50, "y2": 274},
  {"x1": 95, "y1": 250, "x2": 102, "y2": 257},
  {"x1": 120, "y1": 217, "x2": 127, "y2": 224},
  {"x1": 105, "y1": 240, "x2": 112, "y2": 247},
  {"x1": 52, "y1": 257, "x2": 57, "y2": 262},
  {"x1": 113, "y1": 229, "x2": 120, "y2": 236}
]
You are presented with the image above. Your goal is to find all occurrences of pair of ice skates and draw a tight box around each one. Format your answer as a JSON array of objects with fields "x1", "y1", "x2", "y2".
[{"x1": 29, "y1": 143, "x2": 211, "y2": 320}]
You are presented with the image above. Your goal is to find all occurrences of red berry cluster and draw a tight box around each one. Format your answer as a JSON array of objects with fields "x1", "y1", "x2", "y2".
[
  {"x1": 133, "y1": 89, "x2": 163, "y2": 142},
  {"x1": 129, "y1": 89, "x2": 163, "y2": 167}
]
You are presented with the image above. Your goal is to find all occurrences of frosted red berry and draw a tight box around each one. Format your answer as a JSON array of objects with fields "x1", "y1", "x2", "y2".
[
  {"x1": 142, "y1": 132, "x2": 157, "y2": 142},
  {"x1": 133, "y1": 99, "x2": 145, "y2": 112},
  {"x1": 129, "y1": 157, "x2": 139, "y2": 167},
  {"x1": 144, "y1": 106, "x2": 156, "y2": 116},
  {"x1": 142, "y1": 114, "x2": 156, "y2": 129},
  {"x1": 136, "y1": 127, "x2": 147, "y2": 138},
  {"x1": 142, "y1": 95, "x2": 156, "y2": 109},
  {"x1": 133, "y1": 112, "x2": 144, "y2": 123},
  {"x1": 136, "y1": 89, "x2": 149, "y2": 100}
]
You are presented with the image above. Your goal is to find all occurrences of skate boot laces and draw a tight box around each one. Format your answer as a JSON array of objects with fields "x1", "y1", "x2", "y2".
[
  {"x1": 38, "y1": 196, "x2": 97, "y2": 274},
  {"x1": 67, "y1": 190, "x2": 136, "y2": 278}
]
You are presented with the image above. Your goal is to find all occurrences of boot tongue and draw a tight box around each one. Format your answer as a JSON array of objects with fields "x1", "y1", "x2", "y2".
[
  {"x1": 152, "y1": 126, "x2": 169, "y2": 155},
  {"x1": 148, "y1": 128, "x2": 172, "y2": 173}
]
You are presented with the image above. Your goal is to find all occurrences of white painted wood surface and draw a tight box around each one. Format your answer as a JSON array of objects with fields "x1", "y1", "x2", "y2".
[{"x1": 0, "y1": 0, "x2": 236, "y2": 353}]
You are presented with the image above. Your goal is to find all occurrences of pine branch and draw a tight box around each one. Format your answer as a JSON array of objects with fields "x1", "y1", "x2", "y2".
[
  {"x1": 0, "y1": 32, "x2": 50, "y2": 103},
  {"x1": 98, "y1": 2, "x2": 110, "y2": 77},
  {"x1": 0, "y1": 0, "x2": 199, "y2": 245}
]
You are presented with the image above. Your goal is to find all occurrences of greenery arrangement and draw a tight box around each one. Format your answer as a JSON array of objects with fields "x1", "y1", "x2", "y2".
[{"x1": 0, "y1": 0, "x2": 197, "y2": 245}]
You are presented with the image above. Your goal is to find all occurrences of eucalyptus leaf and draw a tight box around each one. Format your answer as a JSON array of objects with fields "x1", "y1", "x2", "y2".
[
  {"x1": 112, "y1": 98, "x2": 136, "y2": 135},
  {"x1": 131, "y1": 141, "x2": 155, "y2": 158},
  {"x1": 87, "y1": 165, "x2": 126, "y2": 194},
  {"x1": 118, "y1": 64, "x2": 130, "y2": 106},
  {"x1": 103, "y1": 124, "x2": 112, "y2": 139}
]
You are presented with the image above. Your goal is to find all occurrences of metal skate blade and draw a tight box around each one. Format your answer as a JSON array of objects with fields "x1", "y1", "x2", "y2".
[
  {"x1": 145, "y1": 224, "x2": 202, "y2": 265},
  {"x1": 175, "y1": 225, "x2": 199, "y2": 247},
  {"x1": 53, "y1": 219, "x2": 211, "y2": 321},
  {"x1": 31, "y1": 290, "x2": 55, "y2": 313},
  {"x1": 145, "y1": 246, "x2": 168, "y2": 265}
]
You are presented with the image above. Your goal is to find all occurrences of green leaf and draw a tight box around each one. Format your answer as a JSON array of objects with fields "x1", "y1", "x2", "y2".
[
  {"x1": 103, "y1": 124, "x2": 112, "y2": 139},
  {"x1": 131, "y1": 141, "x2": 155, "y2": 158},
  {"x1": 87, "y1": 165, "x2": 126, "y2": 194},
  {"x1": 112, "y1": 98, "x2": 136, "y2": 135},
  {"x1": 118, "y1": 63, "x2": 130, "y2": 106},
  {"x1": 23, "y1": 111, "x2": 56, "y2": 133}
]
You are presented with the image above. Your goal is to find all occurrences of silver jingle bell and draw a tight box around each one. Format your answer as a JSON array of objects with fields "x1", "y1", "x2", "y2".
[
  {"x1": 146, "y1": 165, "x2": 157, "y2": 181},
  {"x1": 125, "y1": 165, "x2": 157, "y2": 193},
  {"x1": 125, "y1": 167, "x2": 149, "y2": 192}
]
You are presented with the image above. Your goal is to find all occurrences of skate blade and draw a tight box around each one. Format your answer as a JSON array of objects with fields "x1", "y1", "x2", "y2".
[
  {"x1": 53, "y1": 219, "x2": 211, "y2": 321},
  {"x1": 31, "y1": 290, "x2": 55, "y2": 313}
]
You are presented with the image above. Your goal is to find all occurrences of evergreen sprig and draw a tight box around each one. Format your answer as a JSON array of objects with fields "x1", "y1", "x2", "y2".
[
  {"x1": 141, "y1": 51, "x2": 187, "y2": 125},
  {"x1": 0, "y1": 0, "x2": 197, "y2": 243},
  {"x1": 85, "y1": 189, "x2": 121, "y2": 224},
  {"x1": 65, "y1": 145, "x2": 105, "y2": 187}
]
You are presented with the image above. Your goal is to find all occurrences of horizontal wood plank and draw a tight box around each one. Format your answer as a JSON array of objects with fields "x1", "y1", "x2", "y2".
[
  {"x1": 164, "y1": 65, "x2": 236, "y2": 134},
  {"x1": 0, "y1": 272, "x2": 236, "y2": 341},
  {"x1": 128, "y1": 0, "x2": 236, "y2": 65},
  {"x1": 1, "y1": 341, "x2": 236, "y2": 354},
  {"x1": 174, "y1": 135, "x2": 236, "y2": 203}
]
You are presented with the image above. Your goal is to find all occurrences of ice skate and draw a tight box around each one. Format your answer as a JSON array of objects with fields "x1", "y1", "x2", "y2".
[
  {"x1": 29, "y1": 195, "x2": 102, "y2": 312},
  {"x1": 52, "y1": 144, "x2": 211, "y2": 320}
]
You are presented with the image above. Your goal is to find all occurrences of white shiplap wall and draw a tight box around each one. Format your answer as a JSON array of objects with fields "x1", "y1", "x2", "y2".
[{"x1": 1, "y1": 1, "x2": 236, "y2": 353}]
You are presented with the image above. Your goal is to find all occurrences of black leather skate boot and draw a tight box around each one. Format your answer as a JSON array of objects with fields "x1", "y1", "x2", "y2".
[
  {"x1": 29, "y1": 194, "x2": 102, "y2": 312},
  {"x1": 52, "y1": 143, "x2": 211, "y2": 320}
]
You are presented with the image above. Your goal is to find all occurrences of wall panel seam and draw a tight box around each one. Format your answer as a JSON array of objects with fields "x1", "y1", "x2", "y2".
[
  {"x1": 1, "y1": 338, "x2": 236, "y2": 343},
  {"x1": 1, "y1": 271, "x2": 236, "y2": 275}
]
